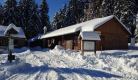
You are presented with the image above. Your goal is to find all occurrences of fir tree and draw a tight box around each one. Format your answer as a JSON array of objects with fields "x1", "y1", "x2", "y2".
[
  {"x1": 3, "y1": 0, "x2": 19, "y2": 26},
  {"x1": 77, "y1": 0, "x2": 85, "y2": 22},
  {"x1": 61, "y1": 4, "x2": 67, "y2": 27},
  {"x1": 0, "y1": 3, "x2": 3, "y2": 25},
  {"x1": 64, "y1": 0, "x2": 80, "y2": 27},
  {"x1": 104, "y1": 0, "x2": 115, "y2": 16},
  {"x1": 40, "y1": 0, "x2": 50, "y2": 32},
  {"x1": 17, "y1": 0, "x2": 39, "y2": 39},
  {"x1": 51, "y1": 12, "x2": 59, "y2": 30},
  {"x1": 29, "y1": 3, "x2": 42, "y2": 34},
  {"x1": 51, "y1": 4, "x2": 67, "y2": 30},
  {"x1": 57, "y1": 8, "x2": 63, "y2": 29}
]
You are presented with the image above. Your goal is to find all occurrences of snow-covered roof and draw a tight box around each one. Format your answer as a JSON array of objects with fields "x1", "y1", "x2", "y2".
[
  {"x1": 79, "y1": 31, "x2": 101, "y2": 41},
  {"x1": 0, "y1": 24, "x2": 26, "y2": 38},
  {"x1": 4, "y1": 23, "x2": 19, "y2": 35},
  {"x1": 28, "y1": 34, "x2": 43, "y2": 42},
  {"x1": 41, "y1": 15, "x2": 131, "y2": 39}
]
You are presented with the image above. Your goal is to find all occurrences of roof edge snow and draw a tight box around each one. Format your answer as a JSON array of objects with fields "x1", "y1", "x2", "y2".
[
  {"x1": 114, "y1": 16, "x2": 131, "y2": 35},
  {"x1": 41, "y1": 15, "x2": 131, "y2": 39},
  {"x1": 79, "y1": 31, "x2": 101, "y2": 41},
  {"x1": 4, "y1": 23, "x2": 19, "y2": 35}
]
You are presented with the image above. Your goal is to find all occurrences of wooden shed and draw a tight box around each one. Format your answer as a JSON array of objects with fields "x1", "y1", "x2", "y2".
[
  {"x1": 41, "y1": 15, "x2": 131, "y2": 51},
  {"x1": 0, "y1": 23, "x2": 26, "y2": 51}
]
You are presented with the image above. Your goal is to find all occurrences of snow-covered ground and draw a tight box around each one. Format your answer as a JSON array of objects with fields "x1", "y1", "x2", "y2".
[{"x1": 0, "y1": 44, "x2": 138, "y2": 80}]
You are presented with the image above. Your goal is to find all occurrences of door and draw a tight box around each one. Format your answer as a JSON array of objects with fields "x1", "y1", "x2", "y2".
[{"x1": 66, "y1": 40, "x2": 71, "y2": 49}]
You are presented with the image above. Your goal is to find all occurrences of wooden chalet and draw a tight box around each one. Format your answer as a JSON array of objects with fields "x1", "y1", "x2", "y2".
[
  {"x1": 0, "y1": 23, "x2": 26, "y2": 51},
  {"x1": 41, "y1": 15, "x2": 131, "y2": 51}
]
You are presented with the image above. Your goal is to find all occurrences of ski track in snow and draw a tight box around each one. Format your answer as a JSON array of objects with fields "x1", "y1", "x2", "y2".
[{"x1": 0, "y1": 46, "x2": 138, "y2": 80}]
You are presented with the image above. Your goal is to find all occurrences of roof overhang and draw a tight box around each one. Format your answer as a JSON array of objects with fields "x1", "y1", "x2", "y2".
[
  {"x1": 4, "y1": 23, "x2": 19, "y2": 36},
  {"x1": 41, "y1": 15, "x2": 131, "y2": 39},
  {"x1": 79, "y1": 31, "x2": 101, "y2": 41}
]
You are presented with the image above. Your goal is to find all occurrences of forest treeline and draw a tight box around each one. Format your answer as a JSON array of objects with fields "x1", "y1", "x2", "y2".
[{"x1": 0, "y1": 0, "x2": 138, "y2": 41}]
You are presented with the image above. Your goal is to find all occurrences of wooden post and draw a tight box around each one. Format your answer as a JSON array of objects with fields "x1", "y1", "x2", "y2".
[
  {"x1": 81, "y1": 40, "x2": 84, "y2": 55},
  {"x1": 94, "y1": 41, "x2": 96, "y2": 54},
  {"x1": 7, "y1": 34, "x2": 10, "y2": 60},
  {"x1": 101, "y1": 46, "x2": 102, "y2": 54},
  {"x1": 10, "y1": 50, "x2": 12, "y2": 63}
]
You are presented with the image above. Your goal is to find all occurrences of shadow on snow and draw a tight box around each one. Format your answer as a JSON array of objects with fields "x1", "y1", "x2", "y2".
[{"x1": 3, "y1": 64, "x2": 122, "y2": 79}]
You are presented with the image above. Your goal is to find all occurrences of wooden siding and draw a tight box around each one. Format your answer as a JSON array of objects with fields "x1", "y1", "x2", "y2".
[
  {"x1": 57, "y1": 31, "x2": 81, "y2": 50},
  {"x1": 45, "y1": 18, "x2": 129, "y2": 51},
  {"x1": 95, "y1": 18, "x2": 129, "y2": 50},
  {"x1": 0, "y1": 37, "x2": 26, "y2": 49}
]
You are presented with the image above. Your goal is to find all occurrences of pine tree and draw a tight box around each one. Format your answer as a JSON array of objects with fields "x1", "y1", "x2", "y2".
[
  {"x1": 131, "y1": 0, "x2": 138, "y2": 39},
  {"x1": 17, "y1": 0, "x2": 39, "y2": 39},
  {"x1": 61, "y1": 4, "x2": 67, "y2": 27},
  {"x1": 0, "y1": 3, "x2": 3, "y2": 25},
  {"x1": 29, "y1": 3, "x2": 42, "y2": 34},
  {"x1": 82, "y1": 0, "x2": 103, "y2": 21},
  {"x1": 64, "y1": 0, "x2": 80, "y2": 27},
  {"x1": 51, "y1": 4, "x2": 67, "y2": 30},
  {"x1": 57, "y1": 8, "x2": 63, "y2": 29},
  {"x1": 17, "y1": 0, "x2": 25, "y2": 27},
  {"x1": 3, "y1": 0, "x2": 19, "y2": 26},
  {"x1": 104, "y1": 0, "x2": 115, "y2": 16},
  {"x1": 51, "y1": 12, "x2": 59, "y2": 30},
  {"x1": 77, "y1": 0, "x2": 85, "y2": 22},
  {"x1": 40, "y1": 0, "x2": 50, "y2": 32}
]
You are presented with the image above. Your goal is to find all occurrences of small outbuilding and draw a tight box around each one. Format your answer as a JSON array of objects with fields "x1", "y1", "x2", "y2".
[
  {"x1": 0, "y1": 23, "x2": 26, "y2": 50},
  {"x1": 28, "y1": 34, "x2": 43, "y2": 48},
  {"x1": 41, "y1": 15, "x2": 131, "y2": 51}
]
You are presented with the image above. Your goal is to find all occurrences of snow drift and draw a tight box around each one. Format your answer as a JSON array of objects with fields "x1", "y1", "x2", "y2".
[{"x1": 0, "y1": 45, "x2": 138, "y2": 80}]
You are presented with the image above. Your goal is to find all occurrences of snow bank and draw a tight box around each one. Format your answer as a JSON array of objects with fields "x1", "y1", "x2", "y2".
[
  {"x1": 2, "y1": 47, "x2": 29, "y2": 54},
  {"x1": 0, "y1": 57, "x2": 31, "y2": 79},
  {"x1": 135, "y1": 43, "x2": 138, "y2": 46},
  {"x1": 54, "y1": 45, "x2": 65, "y2": 50},
  {"x1": 0, "y1": 46, "x2": 138, "y2": 80}
]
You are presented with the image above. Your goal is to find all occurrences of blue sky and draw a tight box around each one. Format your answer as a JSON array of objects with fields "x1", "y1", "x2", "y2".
[{"x1": 0, "y1": 0, "x2": 69, "y2": 22}]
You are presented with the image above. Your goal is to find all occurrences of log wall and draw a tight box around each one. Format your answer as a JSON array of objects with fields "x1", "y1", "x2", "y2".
[{"x1": 95, "y1": 18, "x2": 129, "y2": 50}]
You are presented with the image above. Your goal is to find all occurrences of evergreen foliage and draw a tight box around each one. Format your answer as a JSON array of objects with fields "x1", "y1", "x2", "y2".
[
  {"x1": 0, "y1": 0, "x2": 50, "y2": 39},
  {"x1": 40, "y1": 0, "x2": 50, "y2": 32},
  {"x1": 0, "y1": 0, "x2": 138, "y2": 41},
  {"x1": 0, "y1": 3, "x2": 3, "y2": 25},
  {"x1": 3, "y1": 0, "x2": 19, "y2": 26},
  {"x1": 51, "y1": 4, "x2": 67, "y2": 30}
]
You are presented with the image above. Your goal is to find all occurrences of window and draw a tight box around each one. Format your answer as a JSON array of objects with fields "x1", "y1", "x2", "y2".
[{"x1": 0, "y1": 39, "x2": 6, "y2": 46}]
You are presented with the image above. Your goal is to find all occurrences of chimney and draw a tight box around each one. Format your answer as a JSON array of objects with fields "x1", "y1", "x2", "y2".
[{"x1": 43, "y1": 26, "x2": 47, "y2": 35}]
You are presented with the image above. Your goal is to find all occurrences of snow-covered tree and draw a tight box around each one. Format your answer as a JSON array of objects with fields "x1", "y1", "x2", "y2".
[
  {"x1": 51, "y1": 12, "x2": 59, "y2": 30},
  {"x1": 17, "y1": 0, "x2": 40, "y2": 39},
  {"x1": 51, "y1": 4, "x2": 67, "y2": 30},
  {"x1": 64, "y1": 0, "x2": 84, "y2": 27},
  {"x1": 104, "y1": 0, "x2": 115, "y2": 16},
  {"x1": 0, "y1": 3, "x2": 3, "y2": 25},
  {"x1": 136, "y1": 14, "x2": 138, "y2": 42},
  {"x1": 40, "y1": 0, "x2": 50, "y2": 32},
  {"x1": 61, "y1": 4, "x2": 67, "y2": 28},
  {"x1": 29, "y1": 3, "x2": 42, "y2": 34},
  {"x1": 77, "y1": 0, "x2": 85, "y2": 22},
  {"x1": 3, "y1": 0, "x2": 19, "y2": 26},
  {"x1": 82, "y1": 0, "x2": 105, "y2": 21}
]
